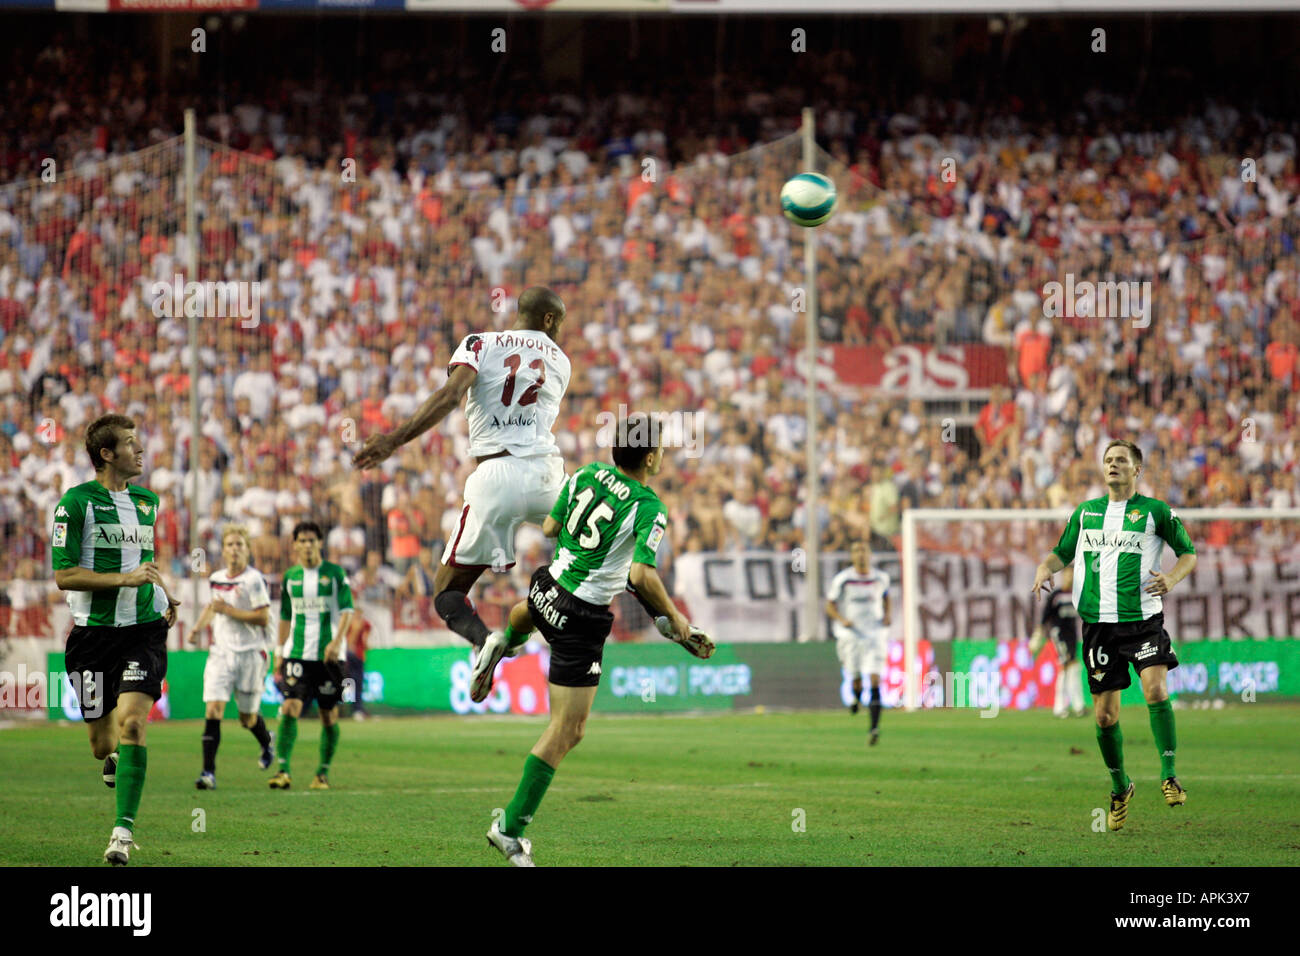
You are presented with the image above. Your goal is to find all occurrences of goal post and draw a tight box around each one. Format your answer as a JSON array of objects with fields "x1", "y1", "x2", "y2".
[{"x1": 899, "y1": 507, "x2": 1300, "y2": 711}]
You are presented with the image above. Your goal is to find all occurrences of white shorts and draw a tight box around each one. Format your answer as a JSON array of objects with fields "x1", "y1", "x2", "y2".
[
  {"x1": 836, "y1": 632, "x2": 886, "y2": 678},
  {"x1": 203, "y1": 646, "x2": 269, "y2": 714},
  {"x1": 443, "y1": 454, "x2": 566, "y2": 570}
]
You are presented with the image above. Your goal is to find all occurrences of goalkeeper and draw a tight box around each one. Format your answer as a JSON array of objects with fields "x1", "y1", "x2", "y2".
[{"x1": 1031, "y1": 440, "x2": 1197, "y2": 832}]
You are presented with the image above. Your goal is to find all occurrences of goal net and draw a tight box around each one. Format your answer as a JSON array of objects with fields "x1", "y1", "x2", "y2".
[{"x1": 898, "y1": 507, "x2": 1300, "y2": 711}]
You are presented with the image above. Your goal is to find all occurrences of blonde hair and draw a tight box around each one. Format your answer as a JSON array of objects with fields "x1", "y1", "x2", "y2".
[{"x1": 221, "y1": 523, "x2": 253, "y2": 551}]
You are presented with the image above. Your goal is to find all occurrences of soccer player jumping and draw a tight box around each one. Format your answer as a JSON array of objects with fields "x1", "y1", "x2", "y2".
[
  {"x1": 352, "y1": 286, "x2": 570, "y2": 655},
  {"x1": 471, "y1": 414, "x2": 714, "y2": 866},
  {"x1": 1032, "y1": 439, "x2": 1197, "y2": 831}
]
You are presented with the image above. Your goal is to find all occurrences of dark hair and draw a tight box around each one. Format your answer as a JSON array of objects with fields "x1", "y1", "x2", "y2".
[
  {"x1": 292, "y1": 521, "x2": 324, "y2": 542},
  {"x1": 612, "y1": 413, "x2": 660, "y2": 471},
  {"x1": 1103, "y1": 439, "x2": 1143, "y2": 466},
  {"x1": 517, "y1": 286, "x2": 566, "y2": 328},
  {"x1": 85, "y1": 414, "x2": 136, "y2": 471}
]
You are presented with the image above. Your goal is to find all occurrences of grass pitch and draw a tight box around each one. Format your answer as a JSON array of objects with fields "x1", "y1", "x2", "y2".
[{"x1": 2, "y1": 705, "x2": 1297, "y2": 867}]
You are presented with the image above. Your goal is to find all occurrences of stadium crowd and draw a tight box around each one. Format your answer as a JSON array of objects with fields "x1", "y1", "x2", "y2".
[{"x1": 2, "y1": 32, "x2": 1300, "y2": 629}]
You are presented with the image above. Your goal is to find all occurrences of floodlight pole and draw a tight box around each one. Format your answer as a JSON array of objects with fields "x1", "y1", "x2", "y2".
[
  {"x1": 800, "y1": 107, "x2": 821, "y2": 643},
  {"x1": 185, "y1": 109, "x2": 200, "y2": 639}
]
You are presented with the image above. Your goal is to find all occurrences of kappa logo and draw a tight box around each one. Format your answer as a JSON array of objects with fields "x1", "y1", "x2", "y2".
[
  {"x1": 1083, "y1": 511, "x2": 1103, "y2": 517},
  {"x1": 95, "y1": 504, "x2": 117, "y2": 513},
  {"x1": 586, "y1": 662, "x2": 602, "y2": 676},
  {"x1": 56, "y1": 505, "x2": 69, "y2": 517}
]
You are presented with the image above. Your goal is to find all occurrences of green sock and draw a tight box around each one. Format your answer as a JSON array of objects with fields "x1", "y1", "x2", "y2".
[
  {"x1": 503, "y1": 623, "x2": 527, "y2": 649},
  {"x1": 502, "y1": 754, "x2": 555, "y2": 838},
  {"x1": 115, "y1": 744, "x2": 147, "y2": 832},
  {"x1": 1148, "y1": 699, "x2": 1177, "y2": 778},
  {"x1": 318, "y1": 723, "x2": 340, "y2": 775},
  {"x1": 1097, "y1": 723, "x2": 1130, "y2": 793},
  {"x1": 277, "y1": 715, "x2": 298, "y2": 774}
]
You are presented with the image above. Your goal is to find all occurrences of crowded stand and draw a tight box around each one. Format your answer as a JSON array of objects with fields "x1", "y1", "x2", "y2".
[{"x1": 2, "y1": 27, "x2": 1300, "y2": 641}]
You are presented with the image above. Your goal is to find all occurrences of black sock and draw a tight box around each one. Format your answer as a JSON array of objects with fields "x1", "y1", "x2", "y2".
[
  {"x1": 869, "y1": 687, "x2": 882, "y2": 731},
  {"x1": 434, "y1": 590, "x2": 490, "y2": 648},
  {"x1": 248, "y1": 716, "x2": 272, "y2": 749},
  {"x1": 852, "y1": 678, "x2": 863, "y2": 703},
  {"x1": 202, "y1": 718, "x2": 221, "y2": 773}
]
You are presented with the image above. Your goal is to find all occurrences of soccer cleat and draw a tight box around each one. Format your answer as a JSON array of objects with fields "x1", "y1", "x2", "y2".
[
  {"x1": 486, "y1": 820, "x2": 535, "y2": 867},
  {"x1": 259, "y1": 746, "x2": 274, "y2": 771},
  {"x1": 654, "y1": 617, "x2": 716, "y2": 659},
  {"x1": 470, "y1": 631, "x2": 509, "y2": 703},
  {"x1": 310, "y1": 774, "x2": 330, "y2": 790},
  {"x1": 1162, "y1": 777, "x2": 1187, "y2": 808},
  {"x1": 104, "y1": 827, "x2": 137, "y2": 866},
  {"x1": 103, "y1": 752, "x2": 118, "y2": 789},
  {"x1": 268, "y1": 771, "x2": 291, "y2": 789},
  {"x1": 1107, "y1": 781, "x2": 1135, "y2": 830},
  {"x1": 195, "y1": 771, "x2": 216, "y2": 790},
  {"x1": 869, "y1": 729, "x2": 880, "y2": 746}
]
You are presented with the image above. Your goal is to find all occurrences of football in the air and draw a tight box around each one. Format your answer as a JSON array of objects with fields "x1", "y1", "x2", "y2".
[{"x1": 780, "y1": 171, "x2": 837, "y2": 227}]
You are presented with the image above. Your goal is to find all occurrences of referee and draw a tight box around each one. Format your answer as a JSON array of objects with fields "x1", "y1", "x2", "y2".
[
  {"x1": 52, "y1": 415, "x2": 180, "y2": 865},
  {"x1": 1031, "y1": 439, "x2": 1197, "y2": 831}
]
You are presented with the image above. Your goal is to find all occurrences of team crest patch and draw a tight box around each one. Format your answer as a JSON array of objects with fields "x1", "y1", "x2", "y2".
[
  {"x1": 1126, "y1": 509, "x2": 1143, "y2": 523},
  {"x1": 136, "y1": 502, "x2": 153, "y2": 517},
  {"x1": 466, "y1": 334, "x2": 484, "y2": 358}
]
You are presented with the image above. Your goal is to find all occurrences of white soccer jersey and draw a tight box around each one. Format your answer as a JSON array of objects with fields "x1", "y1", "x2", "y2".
[
  {"x1": 448, "y1": 329, "x2": 571, "y2": 459},
  {"x1": 208, "y1": 566, "x2": 272, "y2": 653},
  {"x1": 827, "y1": 565, "x2": 890, "y2": 640}
]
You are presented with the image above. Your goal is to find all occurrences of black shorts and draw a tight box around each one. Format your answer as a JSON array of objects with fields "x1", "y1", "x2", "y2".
[
  {"x1": 528, "y1": 565, "x2": 614, "y2": 688},
  {"x1": 281, "y1": 659, "x2": 346, "y2": 711},
  {"x1": 65, "y1": 618, "x2": 169, "y2": 723},
  {"x1": 1081, "y1": 613, "x2": 1179, "y2": 694}
]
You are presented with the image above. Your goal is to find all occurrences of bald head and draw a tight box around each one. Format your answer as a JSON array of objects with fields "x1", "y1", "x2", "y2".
[{"x1": 516, "y1": 286, "x2": 567, "y2": 339}]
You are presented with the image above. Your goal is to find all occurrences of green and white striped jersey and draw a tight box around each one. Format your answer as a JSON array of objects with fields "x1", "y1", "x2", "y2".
[
  {"x1": 1052, "y1": 494, "x2": 1196, "y2": 624},
  {"x1": 548, "y1": 462, "x2": 669, "y2": 607},
  {"x1": 279, "y1": 562, "x2": 354, "y2": 661},
  {"x1": 51, "y1": 480, "x2": 167, "y2": 628}
]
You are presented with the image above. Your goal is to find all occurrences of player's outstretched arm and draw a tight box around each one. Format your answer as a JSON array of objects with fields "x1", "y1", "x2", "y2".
[
  {"x1": 353, "y1": 364, "x2": 477, "y2": 469},
  {"x1": 628, "y1": 563, "x2": 715, "y2": 659}
]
